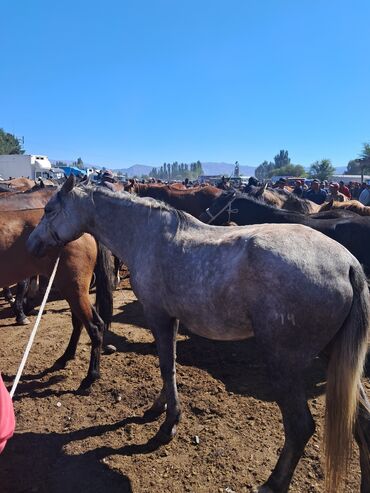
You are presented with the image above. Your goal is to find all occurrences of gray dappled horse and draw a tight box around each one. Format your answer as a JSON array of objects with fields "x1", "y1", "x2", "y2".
[{"x1": 27, "y1": 175, "x2": 370, "y2": 493}]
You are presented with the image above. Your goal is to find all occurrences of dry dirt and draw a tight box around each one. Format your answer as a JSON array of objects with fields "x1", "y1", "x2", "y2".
[{"x1": 0, "y1": 278, "x2": 368, "y2": 493}]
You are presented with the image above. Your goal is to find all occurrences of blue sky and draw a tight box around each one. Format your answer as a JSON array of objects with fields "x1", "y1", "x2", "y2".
[{"x1": 1, "y1": 0, "x2": 369, "y2": 169}]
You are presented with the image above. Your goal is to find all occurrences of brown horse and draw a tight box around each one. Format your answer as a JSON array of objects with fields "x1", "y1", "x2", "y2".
[
  {"x1": 319, "y1": 199, "x2": 370, "y2": 216},
  {"x1": 0, "y1": 208, "x2": 113, "y2": 389},
  {"x1": 0, "y1": 185, "x2": 56, "y2": 211},
  {"x1": 249, "y1": 186, "x2": 321, "y2": 213},
  {"x1": 131, "y1": 183, "x2": 222, "y2": 218},
  {"x1": 0, "y1": 186, "x2": 58, "y2": 323},
  {"x1": 0, "y1": 177, "x2": 36, "y2": 193}
]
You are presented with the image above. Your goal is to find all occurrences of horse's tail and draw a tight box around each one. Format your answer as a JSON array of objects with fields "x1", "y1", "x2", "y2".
[
  {"x1": 325, "y1": 264, "x2": 370, "y2": 492},
  {"x1": 94, "y1": 242, "x2": 113, "y2": 331}
]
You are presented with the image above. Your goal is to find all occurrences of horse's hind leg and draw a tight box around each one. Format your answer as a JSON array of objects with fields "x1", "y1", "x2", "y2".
[
  {"x1": 354, "y1": 384, "x2": 370, "y2": 493},
  {"x1": 146, "y1": 313, "x2": 181, "y2": 443},
  {"x1": 257, "y1": 365, "x2": 315, "y2": 493}
]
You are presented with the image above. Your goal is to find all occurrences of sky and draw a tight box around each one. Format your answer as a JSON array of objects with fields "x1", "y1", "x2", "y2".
[{"x1": 1, "y1": 0, "x2": 369, "y2": 169}]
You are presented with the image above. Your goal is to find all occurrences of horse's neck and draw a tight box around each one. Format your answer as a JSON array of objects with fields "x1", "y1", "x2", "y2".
[{"x1": 86, "y1": 191, "x2": 170, "y2": 265}]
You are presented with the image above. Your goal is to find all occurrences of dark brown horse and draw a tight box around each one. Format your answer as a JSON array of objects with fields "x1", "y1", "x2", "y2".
[
  {"x1": 0, "y1": 208, "x2": 113, "y2": 389},
  {"x1": 131, "y1": 183, "x2": 222, "y2": 218}
]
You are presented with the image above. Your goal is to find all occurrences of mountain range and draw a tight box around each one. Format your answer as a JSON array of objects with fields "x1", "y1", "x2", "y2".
[{"x1": 112, "y1": 162, "x2": 257, "y2": 178}]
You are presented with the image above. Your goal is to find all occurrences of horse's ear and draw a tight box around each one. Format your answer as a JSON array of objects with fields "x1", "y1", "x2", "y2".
[
  {"x1": 39, "y1": 178, "x2": 45, "y2": 188},
  {"x1": 255, "y1": 184, "x2": 267, "y2": 198},
  {"x1": 61, "y1": 174, "x2": 76, "y2": 194}
]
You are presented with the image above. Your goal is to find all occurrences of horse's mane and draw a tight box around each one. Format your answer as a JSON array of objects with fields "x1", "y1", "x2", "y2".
[
  {"x1": 235, "y1": 192, "x2": 295, "y2": 212},
  {"x1": 283, "y1": 193, "x2": 312, "y2": 214},
  {"x1": 87, "y1": 184, "x2": 193, "y2": 230}
]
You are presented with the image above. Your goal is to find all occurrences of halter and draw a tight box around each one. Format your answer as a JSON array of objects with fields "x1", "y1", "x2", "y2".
[{"x1": 204, "y1": 194, "x2": 238, "y2": 224}]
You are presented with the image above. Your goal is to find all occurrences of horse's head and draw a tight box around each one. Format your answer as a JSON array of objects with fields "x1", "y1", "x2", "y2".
[
  {"x1": 27, "y1": 174, "x2": 88, "y2": 257},
  {"x1": 199, "y1": 190, "x2": 237, "y2": 225}
]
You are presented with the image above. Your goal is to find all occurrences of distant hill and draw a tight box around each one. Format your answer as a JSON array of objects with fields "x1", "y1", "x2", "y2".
[
  {"x1": 113, "y1": 164, "x2": 153, "y2": 177},
  {"x1": 114, "y1": 162, "x2": 257, "y2": 178}
]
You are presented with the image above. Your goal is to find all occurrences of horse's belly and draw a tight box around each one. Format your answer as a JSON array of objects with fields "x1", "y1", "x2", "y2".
[{"x1": 181, "y1": 313, "x2": 254, "y2": 341}]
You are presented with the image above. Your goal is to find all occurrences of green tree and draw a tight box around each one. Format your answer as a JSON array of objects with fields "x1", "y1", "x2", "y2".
[
  {"x1": 269, "y1": 164, "x2": 306, "y2": 178},
  {"x1": 345, "y1": 159, "x2": 364, "y2": 175},
  {"x1": 255, "y1": 160, "x2": 274, "y2": 180},
  {"x1": 309, "y1": 159, "x2": 335, "y2": 181},
  {"x1": 274, "y1": 150, "x2": 290, "y2": 168},
  {"x1": 345, "y1": 142, "x2": 370, "y2": 176},
  {"x1": 0, "y1": 128, "x2": 24, "y2": 155}
]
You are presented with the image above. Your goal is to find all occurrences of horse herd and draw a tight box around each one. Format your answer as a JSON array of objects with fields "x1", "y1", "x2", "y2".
[{"x1": 2, "y1": 175, "x2": 370, "y2": 492}]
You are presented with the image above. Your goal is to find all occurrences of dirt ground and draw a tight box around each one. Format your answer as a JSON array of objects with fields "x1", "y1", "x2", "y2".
[{"x1": 0, "y1": 278, "x2": 367, "y2": 493}]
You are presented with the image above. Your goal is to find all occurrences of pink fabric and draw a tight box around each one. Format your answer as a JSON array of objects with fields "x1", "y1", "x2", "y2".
[{"x1": 0, "y1": 374, "x2": 15, "y2": 454}]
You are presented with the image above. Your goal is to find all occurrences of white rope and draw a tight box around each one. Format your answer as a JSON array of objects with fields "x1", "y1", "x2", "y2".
[{"x1": 10, "y1": 256, "x2": 60, "y2": 399}]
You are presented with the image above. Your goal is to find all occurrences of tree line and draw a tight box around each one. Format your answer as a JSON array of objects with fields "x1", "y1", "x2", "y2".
[
  {"x1": 254, "y1": 144, "x2": 370, "y2": 181},
  {"x1": 1, "y1": 127, "x2": 370, "y2": 182},
  {"x1": 150, "y1": 161, "x2": 204, "y2": 181}
]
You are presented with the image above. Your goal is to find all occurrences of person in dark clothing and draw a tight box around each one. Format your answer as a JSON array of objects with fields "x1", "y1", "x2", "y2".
[
  {"x1": 292, "y1": 179, "x2": 304, "y2": 197},
  {"x1": 304, "y1": 179, "x2": 327, "y2": 204},
  {"x1": 243, "y1": 176, "x2": 259, "y2": 193}
]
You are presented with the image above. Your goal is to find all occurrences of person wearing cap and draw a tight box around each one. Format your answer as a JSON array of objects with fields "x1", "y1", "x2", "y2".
[
  {"x1": 326, "y1": 182, "x2": 346, "y2": 202},
  {"x1": 274, "y1": 177, "x2": 291, "y2": 196},
  {"x1": 304, "y1": 179, "x2": 327, "y2": 204}
]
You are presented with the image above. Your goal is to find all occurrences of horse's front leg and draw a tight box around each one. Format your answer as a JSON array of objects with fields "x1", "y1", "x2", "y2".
[
  {"x1": 147, "y1": 313, "x2": 181, "y2": 443},
  {"x1": 63, "y1": 292, "x2": 104, "y2": 390},
  {"x1": 14, "y1": 279, "x2": 31, "y2": 325},
  {"x1": 52, "y1": 313, "x2": 83, "y2": 369}
]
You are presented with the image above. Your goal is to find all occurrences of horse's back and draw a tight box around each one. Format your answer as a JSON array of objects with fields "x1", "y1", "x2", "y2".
[{"x1": 140, "y1": 222, "x2": 358, "y2": 345}]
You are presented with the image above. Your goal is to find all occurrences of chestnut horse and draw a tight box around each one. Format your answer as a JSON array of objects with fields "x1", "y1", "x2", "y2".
[
  {"x1": 0, "y1": 186, "x2": 58, "y2": 323},
  {"x1": 0, "y1": 207, "x2": 113, "y2": 389},
  {"x1": 320, "y1": 199, "x2": 370, "y2": 216},
  {"x1": 130, "y1": 183, "x2": 222, "y2": 218}
]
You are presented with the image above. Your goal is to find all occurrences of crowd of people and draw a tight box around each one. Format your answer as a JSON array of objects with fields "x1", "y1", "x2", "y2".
[{"x1": 242, "y1": 176, "x2": 370, "y2": 206}]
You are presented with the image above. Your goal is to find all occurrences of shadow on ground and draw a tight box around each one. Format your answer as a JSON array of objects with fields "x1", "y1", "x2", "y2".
[{"x1": 0, "y1": 419, "x2": 136, "y2": 493}]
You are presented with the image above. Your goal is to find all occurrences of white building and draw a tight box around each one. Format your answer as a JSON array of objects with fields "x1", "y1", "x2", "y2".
[{"x1": 0, "y1": 154, "x2": 52, "y2": 180}]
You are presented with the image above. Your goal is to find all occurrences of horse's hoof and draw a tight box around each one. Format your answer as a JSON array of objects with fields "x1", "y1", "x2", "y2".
[
  {"x1": 103, "y1": 344, "x2": 117, "y2": 355},
  {"x1": 155, "y1": 423, "x2": 177, "y2": 445},
  {"x1": 17, "y1": 317, "x2": 30, "y2": 325},
  {"x1": 252, "y1": 485, "x2": 275, "y2": 493},
  {"x1": 52, "y1": 357, "x2": 69, "y2": 370},
  {"x1": 79, "y1": 374, "x2": 99, "y2": 391}
]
